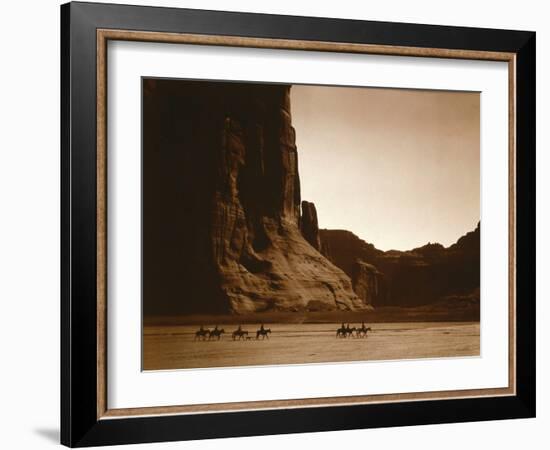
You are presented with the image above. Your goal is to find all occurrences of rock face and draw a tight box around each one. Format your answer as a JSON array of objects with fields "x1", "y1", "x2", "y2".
[
  {"x1": 143, "y1": 79, "x2": 363, "y2": 315},
  {"x1": 300, "y1": 201, "x2": 321, "y2": 251},
  {"x1": 351, "y1": 260, "x2": 385, "y2": 307},
  {"x1": 320, "y1": 223, "x2": 480, "y2": 308},
  {"x1": 318, "y1": 230, "x2": 381, "y2": 276}
]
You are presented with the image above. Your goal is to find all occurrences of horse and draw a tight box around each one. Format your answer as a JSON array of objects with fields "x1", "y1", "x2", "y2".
[
  {"x1": 194, "y1": 328, "x2": 210, "y2": 341},
  {"x1": 336, "y1": 326, "x2": 348, "y2": 338},
  {"x1": 345, "y1": 326, "x2": 357, "y2": 338},
  {"x1": 232, "y1": 329, "x2": 248, "y2": 341},
  {"x1": 356, "y1": 326, "x2": 372, "y2": 338},
  {"x1": 208, "y1": 328, "x2": 225, "y2": 340},
  {"x1": 336, "y1": 325, "x2": 356, "y2": 338},
  {"x1": 256, "y1": 328, "x2": 271, "y2": 340}
]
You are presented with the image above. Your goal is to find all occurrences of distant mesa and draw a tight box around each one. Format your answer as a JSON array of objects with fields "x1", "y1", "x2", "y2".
[{"x1": 320, "y1": 222, "x2": 480, "y2": 308}]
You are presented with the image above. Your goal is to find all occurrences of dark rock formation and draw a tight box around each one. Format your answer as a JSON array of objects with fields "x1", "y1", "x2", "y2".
[
  {"x1": 300, "y1": 201, "x2": 321, "y2": 251},
  {"x1": 449, "y1": 221, "x2": 480, "y2": 253},
  {"x1": 143, "y1": 79, "x2": 363, "y2": 315},
  {"x1": 351, "y1": 260, "x2": 385, "y2": 307},
  {"x1": 318, "y1": 229, "x2": 381, "y2": 276},
  {"x1": 320, "y1": 238, "x2": 333, "y2": 262},
  {"x1": 320, "y1": 223, "x2": 480, "y2": 308}
]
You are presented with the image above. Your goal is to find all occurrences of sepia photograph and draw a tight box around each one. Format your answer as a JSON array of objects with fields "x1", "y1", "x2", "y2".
[{"x1": 142, "y1": 78, "x2": 481, "y2": 371}]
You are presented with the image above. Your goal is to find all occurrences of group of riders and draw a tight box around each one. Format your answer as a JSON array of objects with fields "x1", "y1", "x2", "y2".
[
  {"x1": 194, "y1": 324, "x2": 271, "y2": 341},
  {"x1": 194, "y1": 323, "x2": 372, "y2": 340},
  {"x1": 336, "y1": 322, "x2": 372, "y2": 338}
]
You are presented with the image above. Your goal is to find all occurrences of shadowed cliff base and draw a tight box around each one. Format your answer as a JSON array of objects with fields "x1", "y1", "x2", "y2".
[{"x1": 144, "y1": 301, "x2": 480, "y2": 327}]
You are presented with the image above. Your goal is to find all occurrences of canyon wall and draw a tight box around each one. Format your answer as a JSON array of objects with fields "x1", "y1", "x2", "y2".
[
  {"x1": 143, "y1": 80, "x2": 364, "y2": 315},
  {"x1": 320, "y1": 223, "x2": 480, "y2": 307}
]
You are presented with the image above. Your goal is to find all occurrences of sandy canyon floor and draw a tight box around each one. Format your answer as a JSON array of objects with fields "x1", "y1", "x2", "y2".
[{"x1": 143, "y1": 322, "x2": 480, "y2": 370}]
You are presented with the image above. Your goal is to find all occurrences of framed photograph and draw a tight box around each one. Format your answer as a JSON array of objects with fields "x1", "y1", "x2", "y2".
[{"x1": 61, "y1": 2, "x2": 536, "y2": 447}]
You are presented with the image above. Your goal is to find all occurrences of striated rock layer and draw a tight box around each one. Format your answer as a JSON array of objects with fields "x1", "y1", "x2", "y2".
[{"x1": 143, "y1": 80, "x2": 363, "y2": 315}]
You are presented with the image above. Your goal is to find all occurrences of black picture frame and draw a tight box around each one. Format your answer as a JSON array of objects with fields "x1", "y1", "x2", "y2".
[{"x1": 61, "y1": 1, "x2": 536, "y2": 447}]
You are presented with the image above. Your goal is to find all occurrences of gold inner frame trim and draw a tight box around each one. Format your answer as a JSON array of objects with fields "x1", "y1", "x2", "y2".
[{"x1": 96, "y1": 28, "x2": 517, "y2": 420}]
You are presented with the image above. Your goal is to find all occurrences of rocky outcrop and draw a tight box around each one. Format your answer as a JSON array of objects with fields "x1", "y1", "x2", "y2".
[
  {"x1": 300, "y1": 201, "x2": 321, "y2": 251},
  {"x1": 318, "y1": 229, "x2": 381, "y2": 276},
  {"x1": 320, "y1": 224, "x2": 480, "y2": 308},
  {"x1": 320, "y1": 238, "x2": 333, "y2": 261},
  {"x1": 449, "y1": 221, "x2": 480, "y2": 253},
  {"x1": 351, "y1": 260, "x2": 384, "y2": 307},
  {"x1": 143, "y1": 79, "x2": 363, "y2": 315}
]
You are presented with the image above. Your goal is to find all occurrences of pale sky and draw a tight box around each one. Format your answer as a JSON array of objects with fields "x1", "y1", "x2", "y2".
[{"x1": 291, "y1": 85, "x2": 480, "y2": 251}]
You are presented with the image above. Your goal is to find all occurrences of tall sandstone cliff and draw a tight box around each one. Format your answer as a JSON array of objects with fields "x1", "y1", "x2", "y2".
[{"x1": 143, "y1": 80, "x2": 364, "y2": 315}]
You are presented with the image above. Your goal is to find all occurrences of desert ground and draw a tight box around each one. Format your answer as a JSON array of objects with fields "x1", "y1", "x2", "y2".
[{"x1": 143, "y1": 321, "x2": 480, "y2": 370}]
